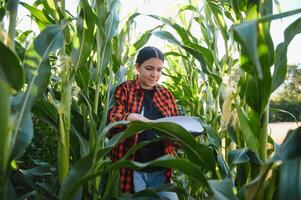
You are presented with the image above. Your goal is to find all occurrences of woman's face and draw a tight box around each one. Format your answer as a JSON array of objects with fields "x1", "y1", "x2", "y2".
[{"x1": 135, "y1": 58, "x2": 164, "y2": 90}]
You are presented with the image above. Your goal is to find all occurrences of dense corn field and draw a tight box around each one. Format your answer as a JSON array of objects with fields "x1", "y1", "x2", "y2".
[{"x1": 0, "y1": 0, "x2": 301, "y2": 199}]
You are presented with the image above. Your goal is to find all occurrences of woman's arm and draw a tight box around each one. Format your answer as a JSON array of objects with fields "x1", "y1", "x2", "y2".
[
  {"x1": 108, "y1": 84, "x2": 150, "y2": 122},
  {"x1": 108, "y1": 84, "x2": 129, "y2": 123},
  {"x1": 108, "y1": 84, "x2": 150, "y2": 138}
]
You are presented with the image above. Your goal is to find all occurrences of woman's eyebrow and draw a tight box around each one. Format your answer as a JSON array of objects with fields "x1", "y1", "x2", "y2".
[{"x1": 145, "y1": 65, "x2": 163, "y2": 69}]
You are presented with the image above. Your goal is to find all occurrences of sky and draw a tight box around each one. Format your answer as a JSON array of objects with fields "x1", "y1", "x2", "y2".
[{"x1": 10, "y1": 0, "x2": 301, "y2": 65}]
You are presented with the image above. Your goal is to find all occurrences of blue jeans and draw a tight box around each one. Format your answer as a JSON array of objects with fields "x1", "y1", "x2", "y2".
[{"x1": 133, "y1": 170, "x2": 178, "y2": 200}]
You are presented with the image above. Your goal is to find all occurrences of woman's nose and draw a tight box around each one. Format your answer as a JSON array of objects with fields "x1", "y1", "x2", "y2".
[{"x1": 151, "y1": 71, "x2": 156, "y2": 77}]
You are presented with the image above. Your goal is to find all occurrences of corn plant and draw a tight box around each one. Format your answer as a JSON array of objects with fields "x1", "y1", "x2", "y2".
[
  {"x1": 0, "y1": 0, "x2": 65, "y2": 199},
  {"x1": 14, "y1": 0, "x2": 158, "y2": 198},
  {"x1": 148, "y1": 0, "x2": 301, "y2": 199},
  {"x1": 2, "y1": 0, "x2": 301, "y2": 199}
]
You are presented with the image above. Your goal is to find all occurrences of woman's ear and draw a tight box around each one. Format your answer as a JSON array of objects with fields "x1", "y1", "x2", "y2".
[
  {"x1": 134, "y1": 63, "x2": 140, "y2": 74},
  {"x1": 134, "y1": 63, "x2": 140, "y2": 79},
  {"x1": 134, "y1": 63, "x2": 139, "y2": 70}
]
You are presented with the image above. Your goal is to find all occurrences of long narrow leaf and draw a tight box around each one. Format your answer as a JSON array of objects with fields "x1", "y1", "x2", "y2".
[
  {"x1": 236, "y1": 107, "x2": 259, "y2": 154},
  {"x1": 0, "y1": 41, "x2": 24, "y2": 91},
  {"x1": 233, "y1": 21, "x2": 262, "y2": 79},
  {"x1": 0, "y1": 81, "x2": 10, "y2": 186},
  {"x1": 11, "y1": 24, "x2": 64, "y2": 158},
  {"x1": 271, "y1": 17, "x2": 301, "y2": 92}
]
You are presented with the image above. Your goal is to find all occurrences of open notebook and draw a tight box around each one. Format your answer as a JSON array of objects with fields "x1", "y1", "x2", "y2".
[{"x1": 154, "y1": 116, "x2": 205, "y2": 136}]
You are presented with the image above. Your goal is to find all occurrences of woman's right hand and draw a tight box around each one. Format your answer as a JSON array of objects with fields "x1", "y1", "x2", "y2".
[{"x1": 126, "y1": 113, "x2": 151, "y2": 122}]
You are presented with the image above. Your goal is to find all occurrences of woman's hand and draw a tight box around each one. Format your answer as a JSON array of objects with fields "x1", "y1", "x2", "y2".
[{"x1": 126, "y1": 113, "x2": 151, "y2": 122}]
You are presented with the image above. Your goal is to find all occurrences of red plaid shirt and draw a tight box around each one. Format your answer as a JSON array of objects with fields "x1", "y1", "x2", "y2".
[{"x1": 108, "y1": 79, "x2": 179, "y2": 193}]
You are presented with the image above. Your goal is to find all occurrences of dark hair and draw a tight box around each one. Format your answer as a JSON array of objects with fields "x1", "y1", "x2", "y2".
[{"x1": 135, "y1": 46, "x2": 164, "y2": 65}]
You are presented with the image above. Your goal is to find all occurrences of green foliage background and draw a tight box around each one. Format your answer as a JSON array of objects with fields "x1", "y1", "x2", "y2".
[
  {"x1": 270, "y1": 65, "x2": 301, "y2": 122},
  {"x1": 1, "y1": 0, "x2": 301, "y2": 200}
]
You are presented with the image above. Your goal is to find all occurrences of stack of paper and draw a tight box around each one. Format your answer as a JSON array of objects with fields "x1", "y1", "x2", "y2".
[{"x1": 154, "y1": 116, "x2": 205, "y2": 135}]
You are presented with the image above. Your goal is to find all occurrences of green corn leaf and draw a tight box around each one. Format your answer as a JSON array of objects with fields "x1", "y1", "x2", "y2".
[
  {"x1": 208, "y1": 179, "x2": 238, "y2": 200},
  {"x1": 236, "y1": 107, "x2": 259, "y2": 154},
  {"x1": 58, "y1": 148, "x2": 113, "y2": 200},
  {"x1": 100, "y1": 170, "x2": 120, "y2": 199},
  {"x1": 72, "y1": 0, "x2": 96, "y2": 71},
  {"x1": 18, "y1": 191, "x2": 40, "y2": 200},
  {"x1": 239, "y1": 74, "x2": 261, "y2": 114},
  {"x1": 33, "y1": 25, "x2": 64, "y2": 56},
  {"x1": 0, "y1": 80, "x2": 10, "y2": 185},
  {"x1": 32, "y1": 99, "x2": 59, "y2": 130},
  {"x1": 228, "y1": 148, "x2": 262, "y2": 165},
  {"x1": 280, "y1": 157, "x2": 301, "y2": 200},
  {"x1": 187, "y1": 42, "x2": 214, "y2": 68},
  {"x1": 150, "y1": 15, "x2": 215, "y2": 68},
  {"x1": 75, "y1": 67, "x2": 90, "y2": 94},
  {"x1": 256, "y1": 25, "x2": 273, "y2": 113},
  {"x1": 112, "y1": 156, "x2": 208, "y2": 184},
  {"x1": 274, "y1": 127, "x2": 301, "y2": 200},
  {"x1": 207, "y1": 1, "x2": 229, "y2": 40},
  {"x1": 284, "y1": 17, "x2": 301, "y2": 47},
  {"x1": 260, "y1": 0, "x2": 273, "y2": 16},
  {"x1": 273, "y1": 0, "x2": 281, "y2": 14},
  {"x1": 17, "y1": 30, "x2": 33, "y2": 44},
  {"x1": 5, "y1": 180, "x2": 17, "y2": 200},
  {"x1": 70, "y1": 110, "x2": 89, "y2": 155},
  {"x1": 178, "y1": 4, "x2": 198, "y2": 13},
  {"x1": 149, "y1": 15, "x2": 191, "y2": 44},
  {"x1": 133, "y1": 31, "x2": 152, "y2": 50},
  {"x1": 276, "y1": 127, "x2": 301, "y2": 161},
  {"x1": 198, "y1": 119, "x2": 221, "y2": 148},
  {"x1": 105, "y1": 0, "x2": 119, "y2": 40},
  {"x1": 0, "y1": 7, "x2": 5, "y2": 22},
  {"x1": 226, "y1": 125, "x2": 238, "y2": 144},
  {"x1": 216, "y1": 154, "x2": 231, "y2": 179},
  {"x1": 22, "y1": 164, "x2": 55, "y2": 177},
  {"x1": 271, "y1": 17, "x2": 301, "y2": 92},
  {"x1": 238, "y1": 164, "x2": 273, "y2": 200},
  {"x1": 0, "y1": 41, "x2": 24, "y2": 92},
  {"x1": 229, "y1": 0, "x2": 242, "y2": 21},
  {"x1": 10, "y1": 112, "x2": 33, "y2": 160},
  {"x1": 22, "y1": 24, "x2": 63, "y2": 112},
  {"x1": 132, "y1": 121, "x2": 216, "y2": 171},
  {"x1": 181, "y1": 45, "x2": 222, "y2": 85},
  {"x1": 44, "y1": 0, "x2": 63, "y2": 22},
  {"x1": 257, "y1": 8, "x2": 301, "y2": 24},
  {"x1": 233, "y1": 20, "x2": 263, "y2": 79},
  {"x1": 153, "y1": 30, "x2": 182, "y2": 45},
  {"x1": 10, "y1": 24, "x2": 63, "y2": 161},
  {"x1": 59, "y1": 154, "x2": 207, "y2": 200},
  {"x1": 20, "y1": 2, "x2": 54, "y2": 29},
  {"x1": 271, "y1": 43, "x2": 287, "y2": 93},
  {"x1": 60, "y1": 119, "x2": 215, "y2": 199},
  {"x1": 125, "y1": 184, "x2": 189, "y2": 200}
]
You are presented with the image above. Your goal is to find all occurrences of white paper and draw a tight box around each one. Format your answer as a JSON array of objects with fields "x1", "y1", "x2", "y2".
[{"x1": 154, "y1": 116, "x2": 204, "y2": 134}]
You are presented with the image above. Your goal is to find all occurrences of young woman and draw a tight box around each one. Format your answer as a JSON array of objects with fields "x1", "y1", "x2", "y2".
[{"x1": 108, "y1": 46, "x2": 179, "y2": 199}]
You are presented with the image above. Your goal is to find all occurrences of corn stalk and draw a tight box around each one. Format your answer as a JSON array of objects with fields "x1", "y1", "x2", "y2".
[
  {"x1": 6, "y1": 0, "x2": 19, "y2": 50},
  {"x1": 57, "y1": 0, "x2": 72, "y2": 184}
]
